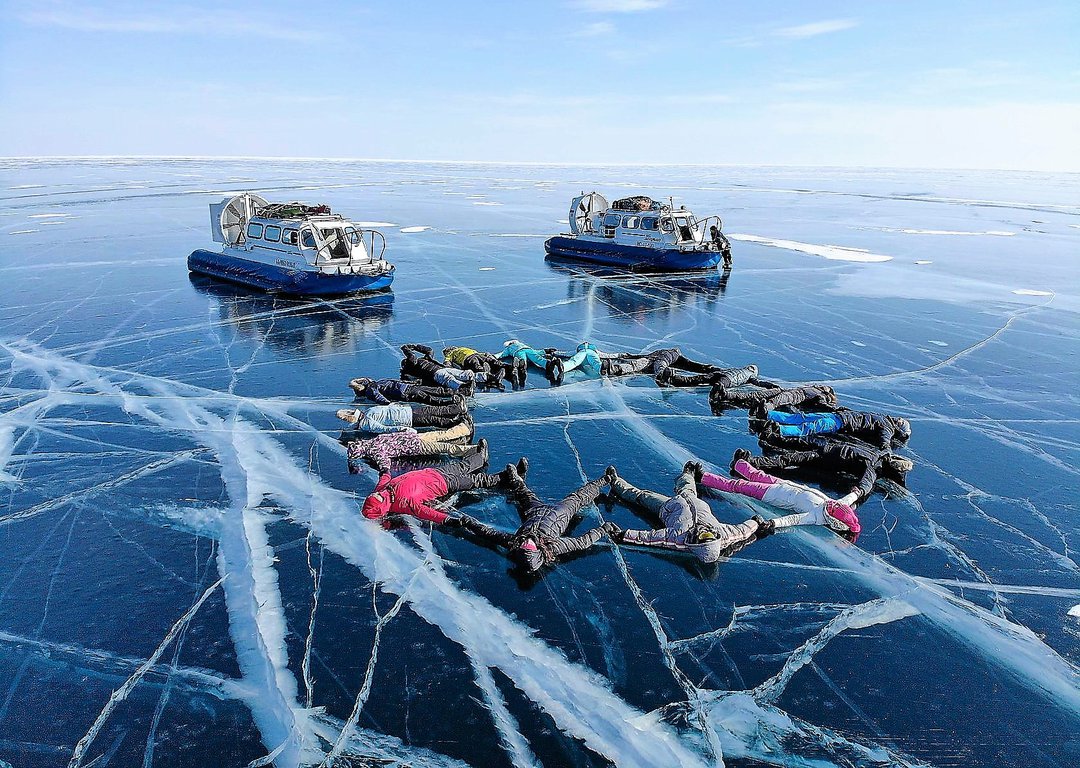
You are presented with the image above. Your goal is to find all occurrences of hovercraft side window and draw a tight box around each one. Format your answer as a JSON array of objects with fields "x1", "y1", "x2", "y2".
[
  {"x1": 247, "y1": 223, "x2": 263, "y2": 239},
  {"x1": 641, "y1": 217, "x2": 658, "y2": 230},
  {"x1": 660, "y1": 218, "x2": 674, "y2": 233},
  {"x1": 602, "y1": 212, "x2": 620, "y2": 238},
  {"x1": 264, "y1": 225, "x2": 281, "y2": 243},
  {"x1": 622, "y1": 216, "x2": 639, "y2": 229},
  {"x1": 282, "y1": 229, "x2": 298, "y2": 246},
  {"x1": 300, "y1": 230, "x2": 316, "y2": 249}
]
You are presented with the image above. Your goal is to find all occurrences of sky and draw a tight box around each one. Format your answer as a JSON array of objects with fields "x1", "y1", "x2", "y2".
[{"x1": 1, "y1": 0, "x2": 1078, "y2": 170}]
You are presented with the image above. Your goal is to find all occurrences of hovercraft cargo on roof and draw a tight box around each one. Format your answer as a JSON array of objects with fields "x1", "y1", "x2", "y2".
[
  {"x1": 188, "y1": 193, "x2": 395, "y2": 296},
  {"x1": 544, "y1": 192, "x2": 732, "y2": 272}
]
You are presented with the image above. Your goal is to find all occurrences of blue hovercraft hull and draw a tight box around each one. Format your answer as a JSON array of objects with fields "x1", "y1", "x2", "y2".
[
  {"x1": 544, "y1": 236, "x2": 722, "y2": 272},
  {"x1": 187, "y1": 249, "x2": 394, "y2": 296}
]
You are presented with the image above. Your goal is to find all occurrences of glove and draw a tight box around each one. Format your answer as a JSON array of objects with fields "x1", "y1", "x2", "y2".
[
  {"x1": 683, "y1": 460, "x2": 704, "y2": 482},
  {"x1": 601, "y1": 521, "x2": 624, "y2": 541},
  {"x1": 444, "y1": 514, "x2": 469, "y2": 528}
]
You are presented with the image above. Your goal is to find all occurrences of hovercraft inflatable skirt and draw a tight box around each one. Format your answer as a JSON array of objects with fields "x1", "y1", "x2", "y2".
[
  {"x1": 544, "y1": 236, "x2": 722, "y2": 272},
  {"x1": 187, "y1": 250, "x2": 394, "y2": 296}
]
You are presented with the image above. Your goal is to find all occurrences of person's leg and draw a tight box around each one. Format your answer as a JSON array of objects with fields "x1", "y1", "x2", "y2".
[
  {"x1": 715, "y1": 364, "x2": 757, "y2": 387},
  {"x1": 609, "y1": 474, "x2": 669, "y2": 518},
  {"x1": 418, "y1": 422, "x2": 470, "y2": 444},
  {"x1": 748, "y1": 450, "x2": 819, "y2": 472},
  {"x1": 657, "y1": 370, "x2": 714, "y2": 387},
  {"x1": 733, "y1": 458, "x2": 783, "y2": 485},
  {"x1": 411, "y1": 404, "x2": 464, "y2": 427},
  {"x1": 552, "y1": 477, "x2": 607, "y2": 533},
  {"x1": 766, "y1": 410, "x2": 810, "y2": 426},
  {"x1": 703, "y1": 474, "x2": 773, "y2": 500},
  {"x1": 407, "y1": 385, "x2": 456, "y2": 405},
  {"x1": 671, "y1": 354, "x2": 720, "y2": 374}
]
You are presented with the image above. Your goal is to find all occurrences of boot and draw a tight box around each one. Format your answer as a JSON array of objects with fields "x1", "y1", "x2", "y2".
[
  {"x1": 489, "y1": 366, "x2": 506, "y2": 392},
  {"x1": 545, "y1": 354, "x2": 564, "y2": 385},
  {"x1": 730, "y1": 448, "x2": 752, "y2": 475},
  {"x1": 515, "y1": 358, "x2": 527, "y2": 389},
  {"x1": 476, "y1": 438, "x2": 489, "y2": 465},
  {"x1": 516, "y1": 456, "x2": 529, "y2": 477}
]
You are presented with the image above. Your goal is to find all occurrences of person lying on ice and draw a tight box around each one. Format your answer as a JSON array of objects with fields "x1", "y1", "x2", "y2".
[
  {"x1": 710, "y1": 383, "x2": 837, "y2": 416},
  {"x1": 762, "y1": 407, "x2": 911, "y2": 449},
  {"x1": 456, "y1": 463, "x2": 618, "y2": 572},
  {"x1": 699, "y1": 458, "x2": 861, "y2": 539},
  {"x1": 344, "y1": 425, "x2": 480, "y2": 474},
  {"x1": 400, "y1": 344, "x2": 492, "y2": 393},
  {"x1": 732, "y1": 443, "x2": 913, "y2": 504},
  {"x1": 361, "y1": 449, "x2": 526, "y2": 525},
  {"x1": 442, "y1": 345, "x2": 507, "y2": 391},
  {"x1": 497, "y1": 340, "x2": 564, "y2": 385},
  {"x1": 555, "y1": 343, "x2": 731, "y2": 386},
  {"x1": 602, "y1": 464, "x2": 764, "y2": 551},
  {"x1": 336, "y1": 400, "x2": 469, "y2": 434},
  {"x1": 348, "y1": 376, "x2": 458, "y2": 406}
]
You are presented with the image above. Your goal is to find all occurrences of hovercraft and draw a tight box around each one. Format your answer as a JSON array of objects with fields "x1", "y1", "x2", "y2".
[
  {"x1": 544, "y1": 192, "x2": 731, "y2": 272},
  {"x1": 188, "y1": 193, "x2": 394, "y2": 296}
]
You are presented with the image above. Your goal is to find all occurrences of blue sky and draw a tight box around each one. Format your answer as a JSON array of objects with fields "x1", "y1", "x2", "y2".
[{"x1": 1, "y1": 0, "x2": 1078, "y2": 170}]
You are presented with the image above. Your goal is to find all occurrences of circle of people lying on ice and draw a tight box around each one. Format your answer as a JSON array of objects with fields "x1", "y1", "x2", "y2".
[{"x1": 335, "y1": 341, "x2": 913, "y2": 570}]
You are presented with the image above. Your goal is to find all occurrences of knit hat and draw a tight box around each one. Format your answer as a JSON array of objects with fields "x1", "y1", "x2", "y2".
[{"x1": 362, "y1": 491, "x2": 391, "y2": 519}]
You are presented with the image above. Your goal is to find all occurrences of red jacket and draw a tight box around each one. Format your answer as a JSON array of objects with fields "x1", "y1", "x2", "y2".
[{"x1": 362, "y1": 469, "x2": 450, "y2": 524}]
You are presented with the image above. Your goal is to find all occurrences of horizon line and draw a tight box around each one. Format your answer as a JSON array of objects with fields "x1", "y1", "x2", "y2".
[{"x1": 0, "y1": 155, "x2": 1076, "y2": 175}]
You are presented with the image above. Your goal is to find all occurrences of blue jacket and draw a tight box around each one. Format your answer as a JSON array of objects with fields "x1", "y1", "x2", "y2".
[
  {"x1": 359, "y1": 378, "x2": 413, "y2": 405},
  {"x1": 499, "y1": 340, "x2": 548, "y2": 368},
  {"x1": 560, "y1": 342, "x2": 602, "y2": 376}
]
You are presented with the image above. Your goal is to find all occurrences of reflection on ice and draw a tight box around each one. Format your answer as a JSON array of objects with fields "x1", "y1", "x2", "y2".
[{"x1": 189, "y1": 277, "x2": 395, "y2": 359}]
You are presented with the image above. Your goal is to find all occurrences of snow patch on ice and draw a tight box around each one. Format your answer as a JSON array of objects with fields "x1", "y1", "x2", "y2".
[
  {"x1": 400, "y1": 226, "x2": 432, "y2": 233},
  {"x1": 352, "y1": 221, "x2": 396, "y2": 228},
  {"x1": 489, "y1": 233, "x2": 545, "y2": 238},
  {"x1": 0, "y1": 426, "x2": 16, "y2": 482},
  {"x1": 888, "y1": 228, "x2": 1015, "y2": 236},
  {"x1": 479, "y1": 267, "x2": 496, "y2": 271},
  {"x1": 928, "y1": 340, "x2": 949, "y2": 347},
  {"x1": 9, "y1": 230, "x2": 38, "y2": 235},
  {"x1": 1069, "y1": 605, "x2": 1080, "y2": 618},
  {"x1": 850, "y1": 341, "x2": 867, "y2": 348},
  {"x1": 1012, "y1": 289, "x2": 1053, "y2": 296},
  {"x1": 728, "y1": 234, "x2": 892, "y2": 262},
  {"x1": 914, "y1": 260, "x2": 933, "y2": 265},
  {"x1": 473, "y1": 201, "x2": 503, "y2": 206},
  {"x1": 28, "y1": 213, "x2": 73, "y2": 219},
  {"x1": 9, "y1": 184, "x2": 45, "y2": 189}
]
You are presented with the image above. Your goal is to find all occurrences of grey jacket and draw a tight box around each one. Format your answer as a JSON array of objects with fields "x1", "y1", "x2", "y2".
[{"x1": 622, "y1": 471, "x2": 724, "y2": 545}]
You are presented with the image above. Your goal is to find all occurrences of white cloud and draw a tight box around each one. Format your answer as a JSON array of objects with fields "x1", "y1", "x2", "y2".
[
  {"x1": 571, "y1": 0, "x2": 670, "y2": 13},
  {"x1": 573, "y1": 21, "x2": 616, "y2": 37},
  {"x1": 20, "y1": 4, "x2": 322, "y2": 41},
  {"x1": 774, "y1": 19, "x2": 858, "y2": 39}
]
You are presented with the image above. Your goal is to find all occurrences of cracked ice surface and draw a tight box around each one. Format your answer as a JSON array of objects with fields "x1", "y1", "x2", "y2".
[{"x1": 1, "y1": 159, "x2": 1079, "y2": 767}]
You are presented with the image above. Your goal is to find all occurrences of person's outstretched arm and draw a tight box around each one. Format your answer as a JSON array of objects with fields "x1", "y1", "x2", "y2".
[
  {"x1": 367, "y1": 385, "x2": 392, "y2": 406},
  {"x1": 459, "y1": 517, "x2": 515, "y2": 547},
  {"x1": 399, "y1": 496, "x2": 450, "y2": 524}
]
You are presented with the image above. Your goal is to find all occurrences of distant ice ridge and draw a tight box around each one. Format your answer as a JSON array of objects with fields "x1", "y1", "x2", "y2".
[
  {"x1": 728, "y1": 234, "x2": 892, "y2": 263},
  {"x1": 877, "y1": 227, "x2": 1015, "y2": 236},
  {"x1": 400, "y1": 226, "x2": 432, "y2": 233}
]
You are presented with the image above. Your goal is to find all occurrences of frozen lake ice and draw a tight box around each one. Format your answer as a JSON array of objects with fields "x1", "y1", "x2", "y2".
[{"x1": 1, "y1": 158, "x2": 1079, "y2": 767}]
